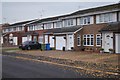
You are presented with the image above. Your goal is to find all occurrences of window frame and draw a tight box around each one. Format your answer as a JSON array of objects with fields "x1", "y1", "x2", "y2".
[
  {"x1": 83, "y1": 34, "x2": 94, "y2": 46},
  {"x1": 79, "y1": 16, "x2": 92, "y2": 25},
  {"x1": 77, "y1": 34, "x2": 81, "y2": 46},
  {"x1": 96, "y1": 34, "x2": 101, "y2": 46},
  {"x1": 96, "y1": 13, "x2": 115, "y2": 24},
  {"x1": 64, "y1": 19, "x2": 74, "y2": 27}
]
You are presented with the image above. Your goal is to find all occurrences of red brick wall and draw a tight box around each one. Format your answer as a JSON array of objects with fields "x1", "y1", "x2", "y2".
[{"x1": 74, "y1": 23, "x2": 107, "y2": 52}]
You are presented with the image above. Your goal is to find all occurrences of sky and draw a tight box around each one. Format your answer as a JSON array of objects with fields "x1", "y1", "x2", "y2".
[{"x1": 1, "y1": 0, "x2": 120, "y2": 24}]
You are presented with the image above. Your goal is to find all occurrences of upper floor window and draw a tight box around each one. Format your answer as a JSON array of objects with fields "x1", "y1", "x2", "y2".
[
  {"x1": 17, "y1": 26, "x2": 24, "y2": 31},
  {"x1": 79, "y1": 16, "x2": 93, "y2": 25},
  {"x1": 13, "y1": 27, "x2": 17, "y2": 31},
  {"x1": 28, "y1": 25, "x2": 35, "y2": 31},
  {"x1": 6, "y1": 28, "x2": 9, "y2": 32},
  {"x1": 44, "y1": 23, "x2": 53, "y2": 29},
  {"x1": 64, "y1": 19, "x2": 75, "y2": 27},
  {"x1": 3, "y1": 28, "x2": 9, "y2": 33},
  {"x1": 96, "y1": 12, "x2": 117, "y2": 23},
  {"x1": 35, "y1": 24, "x2": 43, "y2": 30},
  {"x1": 54, "y1": 21, "x2": 62, "y2": 28},
  {"x1": 18, "y1": 26, "x2": 24, "y2": 31}
]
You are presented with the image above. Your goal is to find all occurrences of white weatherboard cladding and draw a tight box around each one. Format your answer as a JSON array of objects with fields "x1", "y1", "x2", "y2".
[
  {"x1": 45, "y1": 35, "x2": 48, "y2": 44},
  {"x1": 13, "y1": 37, "x2": 18, "y2": 45},
  {"x1": 66, "y1": 34, "x2": 74, "y2": 50},
  {"x1": 115, "y1": 34, "x2": 120, "y2": 53},
  {"x1": 56, "y1": 36, "x2": 66, "y2": 50},
  {"x1": 102, "y1": 32, "x2": 113, "y2": 52},
  {"x1": 22, "y1": 37, "x2": 27, "y2": 43},
  {"x1": 49, "y1": 36, "x2": 54, "y2": 47}
]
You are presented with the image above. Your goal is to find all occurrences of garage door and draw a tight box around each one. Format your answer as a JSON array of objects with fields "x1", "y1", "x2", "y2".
[
  {"x1": 115, "y1": 34, "x2": 120, "y2": 53},
  {"x1": 56, "y1": 36, "x2": 66, "y2": 50},
  {"x1": 49, "y1": 36, "x2": 54, "y2": 47}
]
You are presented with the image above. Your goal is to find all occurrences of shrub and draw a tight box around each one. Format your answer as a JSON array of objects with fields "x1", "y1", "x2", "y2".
[{"x1": 99, "y1": 48, "x2": 104, "y2": 51}]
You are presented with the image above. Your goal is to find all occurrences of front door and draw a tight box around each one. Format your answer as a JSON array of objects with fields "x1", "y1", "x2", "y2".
[
  {"x1": 67, "y1": 34, "x2": 74, "y2": 50},
  {"x1": 103, "y1": 32, "x2": 113, "y2": 52}
]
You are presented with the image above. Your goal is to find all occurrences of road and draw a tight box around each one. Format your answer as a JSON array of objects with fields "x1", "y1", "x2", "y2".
[{"x1": 2, "y1": 55, "x2": 90, "y2": 78}]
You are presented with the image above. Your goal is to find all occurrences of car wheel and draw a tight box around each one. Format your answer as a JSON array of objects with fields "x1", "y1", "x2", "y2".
[{"x1": 27, "y1": 46, "x2": 31, "y2": 50}]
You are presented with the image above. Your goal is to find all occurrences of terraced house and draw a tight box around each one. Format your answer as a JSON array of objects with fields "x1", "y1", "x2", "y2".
[{"x1": 2, "y1": 3, "x2": 120, "y2": 53}]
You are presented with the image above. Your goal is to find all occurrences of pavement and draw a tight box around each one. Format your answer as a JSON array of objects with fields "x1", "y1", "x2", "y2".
[{"x1": 2, "y1": 47, "x2": 120, "y2": 78}]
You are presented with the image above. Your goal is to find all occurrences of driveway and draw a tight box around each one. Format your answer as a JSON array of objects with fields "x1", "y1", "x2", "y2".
[{"x1": 14, "y1": 50, "x2": 119, "y2": 66}]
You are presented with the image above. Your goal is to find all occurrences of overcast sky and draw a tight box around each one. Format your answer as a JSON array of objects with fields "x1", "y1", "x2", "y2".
[{"x1": 1, "y1": 0, "x2": 119, "y2": 24}]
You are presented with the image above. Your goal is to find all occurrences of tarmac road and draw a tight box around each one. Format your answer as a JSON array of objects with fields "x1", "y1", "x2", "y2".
[{"x1": 2, "y1": 55, "x2": 90, "y2": 78}]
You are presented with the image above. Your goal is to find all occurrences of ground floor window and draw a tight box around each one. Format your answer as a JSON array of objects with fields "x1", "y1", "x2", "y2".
[
  {"x1": 83, "y1": 34, "x2": 94, "y2": 46},
  {"x1": 77, "y1": 34, "x2": 80, "y2": 46},
  {"x1": 96, "y1": 34, "x2": 101, "y2": 46}
]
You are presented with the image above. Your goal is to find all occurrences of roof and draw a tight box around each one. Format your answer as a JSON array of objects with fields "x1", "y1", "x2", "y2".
[
  {"x1": 27, "y1": 3, "x2": 119, "y2": 25},
  {"x1": 71, "y1": 3, "x2": 119, "y2": 15},
  {"x1": 27, "y1": 14, "x2": 71, "y2": 25},
  {"x1": 44, "y1": 25, "x2": 83, "y2": 34},
  {"x1": 9, "y1": 19, "x2": 37, "y2": 27},
  {"x1": 99, "y1": 22, "x2": 120, "y2": 32}
]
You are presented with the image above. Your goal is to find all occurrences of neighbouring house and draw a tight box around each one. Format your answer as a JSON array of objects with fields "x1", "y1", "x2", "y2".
[
  {"x1": 2, "y1": 3, "x2": 120, "y2": 53},
  {"x1": 2, "y1": 19, "x2": 38, "y2": 46},
  {"x1": 44, "y1": 26, "x2": 83, "y2": 50}
]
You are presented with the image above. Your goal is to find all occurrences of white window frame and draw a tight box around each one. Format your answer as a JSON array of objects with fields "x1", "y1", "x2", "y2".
[
  {"x1": 55, "y1": 21, "x2": 62, "y2": 28},
  {"x1": 96, "y1": 12, "x2": 116, "y2": 24},
  {"x1": 83, "y1": 34, "x2": 94, "y2": 46},
  {"x1": 79, "y1": 16, "x2": 93, "y2": 25},
  {"x1": 96, "y1": 34, "x2": 101, "y2": 46},
  {"x1": 64, "y1": 19, "x2": 74, "y2": 27},
  {"x1": 44, "y1": 23, "x2": 52, "y2": 29},
  {"x1": 77, "y1": 34, "x2": 81, "y2": 46},
  {"x1": 36, "y1": 24, "x2": 43, "y2": 30},
  {"x1": 29, "y1": 25, "x2": 35, "y2": 31}
]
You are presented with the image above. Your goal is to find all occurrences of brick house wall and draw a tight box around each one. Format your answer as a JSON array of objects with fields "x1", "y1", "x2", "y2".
[{"x1": 74, "y1": 23, "x2": 107, "y2": 52}]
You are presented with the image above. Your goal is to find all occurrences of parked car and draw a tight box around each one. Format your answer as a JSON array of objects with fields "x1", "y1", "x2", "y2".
[{"x1": 19, "y1": 41, "x2": 41, "y2": 50}]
